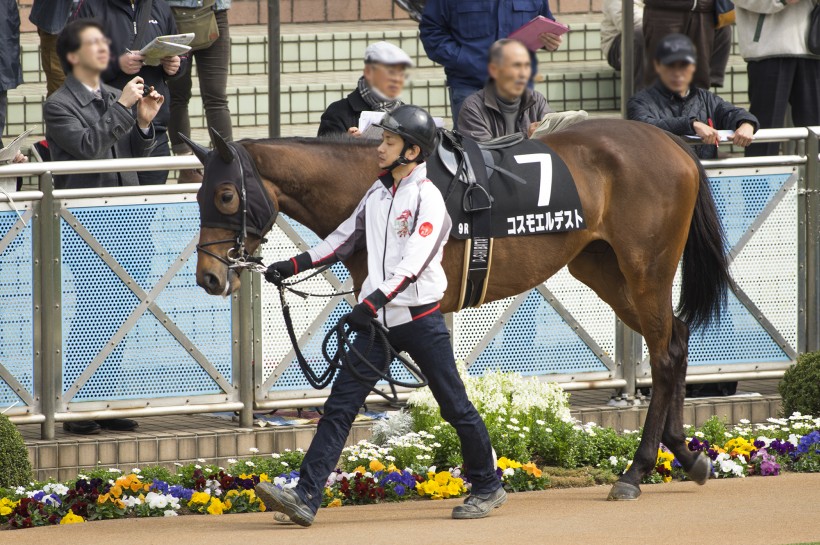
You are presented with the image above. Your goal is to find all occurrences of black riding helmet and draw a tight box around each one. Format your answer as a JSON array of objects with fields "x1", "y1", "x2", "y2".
[{"x1": 374, "y1": 105, "x2": 438, "y2": 170}]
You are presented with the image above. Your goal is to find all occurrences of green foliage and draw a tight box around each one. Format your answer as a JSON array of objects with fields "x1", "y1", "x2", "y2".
[
  {"x1": 136, "y1": 466, "x2": 174, "y2": 484},
  {"x1": 780, "y1": 351, "x2": 820, "y2": 418},
  {"x1": 699, "y1": 416, "x2": 729, "y2": 447},
  {"x1": 792, "y1": 452, "x2": 820, "y2": 473},
  {"x1": 0, "y1": 414, "x2": 32, "y2": 488}
]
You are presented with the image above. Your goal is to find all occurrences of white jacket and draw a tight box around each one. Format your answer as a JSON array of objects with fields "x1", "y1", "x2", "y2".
[
  {"x1": 600, "y1": 0, "x2": 644, "y2": 57},
  {"x1": 307, "y1": 163, "x2": 452, "y2": 327},
  {"x1": 734, "y1": 0, "x2": 820, "y2": 60}
]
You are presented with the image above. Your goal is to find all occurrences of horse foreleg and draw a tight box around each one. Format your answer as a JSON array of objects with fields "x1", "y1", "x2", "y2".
[
  {"x1": 660, "y1": 318, "x2": 711, "y2": 485},
  {"x1": 606, "y1": 277, "x2": 676, "y2": 500}
]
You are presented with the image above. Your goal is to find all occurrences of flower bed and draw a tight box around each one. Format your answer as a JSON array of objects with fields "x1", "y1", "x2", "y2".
[{"x1": 2, "y1": 370, "x2": 820, "y2": 530}]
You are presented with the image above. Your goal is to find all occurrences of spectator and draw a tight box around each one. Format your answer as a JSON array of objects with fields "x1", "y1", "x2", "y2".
[
  {"x1": 44, "y1": 20, "x2": 163, "y2": 436},
  {"x1": 734, "y1": 0, "x2": 819, "y2": 157},
  {"x1": 75, "y1": 0, "x2": 187, "y2": 185},
  {"x1": 600, "y1": 0, "x2": 644, "y2": 91},
  {"x1": 642, "y1": 0, "x2": 717, "y2": 89},
  {"x1": 44, "y1": 19, "x2": 162, "y2": 188},
  {"x1": 420, "y1": 0, "x2": 561, "y2": 126},
  {"x1": 0, "y1": 0, "x2": 22, "y2": 143},
  {"x1": 167, "y1": 0, "x2": 232, "y2": 184},
  {"x1": 710, "y1": 25, "x2": 733, "y2": 88},
  {"x1": 628, "y1": 34, "x2": 758, "y2": 160},
  {"x1": 29, "y1": 0, "x2": 74, "y2": 97},
  {"x1": 318, "y1": 42, "x2": 412, "y2": 138},
  {"x1": 457, "y1": 39, "x2": 552, "y2": 142}
]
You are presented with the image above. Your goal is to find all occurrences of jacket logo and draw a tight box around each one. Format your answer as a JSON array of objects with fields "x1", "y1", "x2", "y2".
[
  {"x1": 418, "y1": 222, "x2": 433, "y2": 237},
  {"x1": 394, "y1": 209, "x2": 412, "y2": 237}
]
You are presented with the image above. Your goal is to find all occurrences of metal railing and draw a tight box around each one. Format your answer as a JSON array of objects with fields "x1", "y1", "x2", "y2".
[{"x1": 1, "y1": 127, "x2": 818, "y2": 438}]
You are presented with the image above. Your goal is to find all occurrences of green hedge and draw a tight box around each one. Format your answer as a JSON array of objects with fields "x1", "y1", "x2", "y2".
[
  {"x1": 780, "y1": 351, "x2": 820, "y2": 418},
  {"x1": 0, "y1": 414, "x2": 32, "y2": 488}
]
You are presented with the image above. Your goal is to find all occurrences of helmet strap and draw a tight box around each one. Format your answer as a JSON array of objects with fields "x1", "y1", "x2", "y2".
[{"x1": 384, "y1": 142, "x2": 416, "y2": 172}]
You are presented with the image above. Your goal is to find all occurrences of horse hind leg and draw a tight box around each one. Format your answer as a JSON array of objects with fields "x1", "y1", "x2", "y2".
[{"x1": 660, "y1": 317, "x2": 711, "y2": 485}]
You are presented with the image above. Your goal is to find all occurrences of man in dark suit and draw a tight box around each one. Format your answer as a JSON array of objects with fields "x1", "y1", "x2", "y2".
[
  {"x1": 43, "y1": 20, "x2": 164, "y2": 436},
  {"x1": 44, "y1": 19, "x2": 164, "y2": 190}
]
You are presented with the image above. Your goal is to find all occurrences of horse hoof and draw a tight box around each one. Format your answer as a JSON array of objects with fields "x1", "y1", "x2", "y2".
[
  {"x1": 687, "y1": 453, "x2": 712, "y2": 485},
  {"x1": 607, "y1": 481, "x2": 641, "y2": 501}
]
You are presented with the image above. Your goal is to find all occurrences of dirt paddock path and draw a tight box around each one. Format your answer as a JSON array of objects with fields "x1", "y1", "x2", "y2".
[{"x1": 9, "y1": 473, "x2": 820, "y2": 545}]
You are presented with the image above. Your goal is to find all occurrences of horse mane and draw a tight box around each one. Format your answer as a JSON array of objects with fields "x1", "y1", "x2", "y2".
[{"x1": 238, "y1": 135, "x2": 379, "y2": 149}]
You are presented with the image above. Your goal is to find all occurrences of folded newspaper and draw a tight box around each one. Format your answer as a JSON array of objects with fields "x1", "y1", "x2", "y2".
[
  {"x1": 530, "y1": 110, "x2": 588, "y2": 139},
  {"x1": 0, "y1": 129, "x2": 32, "y2": 164},
  {"x1": 139, "y1": 33, "x2": 194, "y2": 66}
]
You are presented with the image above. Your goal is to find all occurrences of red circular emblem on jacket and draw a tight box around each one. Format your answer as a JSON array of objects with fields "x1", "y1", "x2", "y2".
[{"x1": 418, "y1": 222, "x2": 434, "y2": 237}]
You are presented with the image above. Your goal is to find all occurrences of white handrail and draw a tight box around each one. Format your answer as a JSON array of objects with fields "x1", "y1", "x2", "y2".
[
  {"x1": 0, "y1": 127, "x2": 817, "y2": 180},
  {"x1": 0, "y1": 155, "x2": 202, "y2": 178}
]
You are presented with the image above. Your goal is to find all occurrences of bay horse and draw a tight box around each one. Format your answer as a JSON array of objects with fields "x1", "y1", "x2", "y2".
[{"x1": 182, "y1": 118, "x2": 729, "y2": 501}]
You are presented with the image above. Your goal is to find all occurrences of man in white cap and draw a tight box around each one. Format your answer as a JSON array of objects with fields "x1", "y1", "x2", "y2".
[{"x1": 317, "y1": 41, "x2": 413, "y2": 137}]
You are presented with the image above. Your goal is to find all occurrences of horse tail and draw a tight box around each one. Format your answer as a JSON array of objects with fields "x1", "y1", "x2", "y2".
[{"x1": 669, "y1": 134, "x2": 731, "y2": 329}]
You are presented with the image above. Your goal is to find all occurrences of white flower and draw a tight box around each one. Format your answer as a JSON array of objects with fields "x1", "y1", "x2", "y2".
[
  {"x1": 227, "y1": 458, "x2": 237, "y2": 464},
  {"x1": 15, "y1": 486, "x2": 26, "y2": 495},
  {"x1": 609, "y1": 456, "x2": 618, "y2": 466},
  {"x1": 535, "y1": 420, "x2": 546, "y2": 426},
  {"x1": 249, "y1": 447, "x2": 259, "y2": 454},
  {"x1": 694, "y1": 431, "x2": 705, "y2": 438},
  {"x1": 163, "y1": 510, "x2": 179, "y2": 517},
  {"x1": 518, "y1": 433, "x2": 526, "y2": 438},
  {"x1": 272, "y1": 453, "x2": 281, "y2": 459},
  {"x1": 194, "y1": 464, "x2": 202, "y2": 469},
  {"x1": 416, "y1": 454, "x2": 425, "y2": 460},
  {"x1": 724, "y1": 432, "x2": 733, "y2": 438},
  {"x1": 108, "y1": 468, "x2": 122, "y2": 474},
  {"x1": 246, "y1": 461, "x2": 256, "y2": 467},
  {"x1": 739, "y1": 419, "x2": 750, "y2": 425},
  {"x1": 131, "y1": 468, "x2": 141, "y2": 474},
  {"x1": 428, "y1": 466, "x2": 437, "y2": 474},
  {"x1": 122, "y1": 496, "x2": 142, "y2": 508},
  {"x1": 77, "y1": 474, "x2": 89, "y2": 480},
  {"x1": 197, "y1": 458, "x2": 206, "y2": 463},
  {"x1": 502, "y1": 468, "x2": 515, "y2": 477},
  {"x1": 385, "y1": 455, "x2": 396, "y2": 462},
  {"x1": 174, "y1": 463, "x2": 183, "y2": 467},
  {"x1": 281, "y1": 462, "x2": 289, "y2": 467}
]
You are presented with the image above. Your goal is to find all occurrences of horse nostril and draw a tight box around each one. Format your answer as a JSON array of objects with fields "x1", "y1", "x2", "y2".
[{"x1": 202, "y1": 273, "x2": 220, "y2": 291}]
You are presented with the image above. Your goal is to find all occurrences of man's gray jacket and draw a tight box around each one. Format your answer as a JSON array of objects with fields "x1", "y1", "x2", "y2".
[
  {"x1": 456, "y1": 82, "x2": 552, "y2": 142},
  {"x1": 44, "y1": 74, "x2": 155, "y2": 189}
]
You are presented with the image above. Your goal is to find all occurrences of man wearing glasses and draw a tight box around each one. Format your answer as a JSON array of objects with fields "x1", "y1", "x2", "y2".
[{"x1": 318, "y1": 42, "x2": 413, "y2": 137}]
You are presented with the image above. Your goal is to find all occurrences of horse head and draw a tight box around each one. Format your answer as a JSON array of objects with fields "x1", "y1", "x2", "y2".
[{"x1": 179, "y1": 128, "x2": 278, "y2": 296}]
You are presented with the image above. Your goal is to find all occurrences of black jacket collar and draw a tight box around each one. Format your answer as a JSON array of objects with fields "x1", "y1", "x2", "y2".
[
  {"x1": 65, "y1": 73, "x2": 114, "y2": 107},
  {"x1": 347, "y1": 88, "x2": 370, "y2": 114}
]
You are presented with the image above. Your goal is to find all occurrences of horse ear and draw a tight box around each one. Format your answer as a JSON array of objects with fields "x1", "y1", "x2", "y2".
[
  {"x1": 178, "y1": 133, "x2": 210, "y2": 165},
  {"x1": 209, "y1": 128, "x2": 234, "y2": 164}
]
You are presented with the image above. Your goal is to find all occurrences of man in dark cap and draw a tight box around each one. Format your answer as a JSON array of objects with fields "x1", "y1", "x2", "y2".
[{"x1": 627, "y1": 34, "x2": 758, "y2": 160}]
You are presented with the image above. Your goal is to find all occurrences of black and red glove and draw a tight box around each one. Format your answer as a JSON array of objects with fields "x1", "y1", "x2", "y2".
[
  {"x1": 347, "y1": 291, "x2": 388, "y2": 331},
  {"x1": 264, "y1": 252, "x2": 312, "y2": 285}
]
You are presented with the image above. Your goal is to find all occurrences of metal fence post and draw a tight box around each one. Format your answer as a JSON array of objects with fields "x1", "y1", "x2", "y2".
[
  {"x1": 268, "y1": 0, "x2": 281, "y2": 138},
  {"x1": 615, "y1": 318, "x2": 641, "y2": 403},
  {"x1": 806, "y1": 128, "x2": 820, "y2": 352},
  {"x1": 37, "y1": 172, "x2": 59, "y2": 440},
  {"x1": 619, "y1": 0, "x2": 635, "y2": 118},
  {"x1": 238, "y1": 274, "x2": 255, "y2": 428}
]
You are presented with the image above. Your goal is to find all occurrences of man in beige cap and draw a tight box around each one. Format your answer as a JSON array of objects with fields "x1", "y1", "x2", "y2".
[{"x1": 317, "y1": 41, "x2": 413, "y2": 137}]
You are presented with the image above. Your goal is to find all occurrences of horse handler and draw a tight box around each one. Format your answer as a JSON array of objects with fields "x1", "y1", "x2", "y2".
[{"x1": 256, "y1": 105, "x2": 505, "y2": 526}]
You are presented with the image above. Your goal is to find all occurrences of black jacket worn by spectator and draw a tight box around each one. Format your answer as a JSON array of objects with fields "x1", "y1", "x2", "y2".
[
  {"x1": 44, "y1": 74, "x2": 155, "y2": 188},
  {"x1": 75, "y1": 0, "x2": 187, "y2": 131},
  {"x1": 627, "y1": 81, "x2": 759, "y2": 160},
  {"x1": 317, "y1": 88, "x2": 369, "y2": 137}
]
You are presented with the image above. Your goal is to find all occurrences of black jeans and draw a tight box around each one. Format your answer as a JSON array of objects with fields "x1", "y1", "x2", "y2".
[
  {"x1": 746, "y1": 57, "x2": 820, "y2": 157},
  {"x1": 169, "y1": 9, "x2": 232, "y2": 153},
  {"x1": 137, "y1": 130, "x2": 170, "y2": 185},
  {"x1": 607, "y1": 29, "x2": 645, "y2": 92},
  {"x1": 294, "y1": 310, "x2": 500, "y2": 513}
]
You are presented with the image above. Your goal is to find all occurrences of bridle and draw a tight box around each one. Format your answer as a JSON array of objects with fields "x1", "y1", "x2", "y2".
[{"x1": 195, "y1": 146, "x2": 269, "y2": 274}]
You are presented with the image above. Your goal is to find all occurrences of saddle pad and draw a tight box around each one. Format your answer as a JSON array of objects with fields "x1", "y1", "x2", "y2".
[{"x1": 427, "y1": 137, "x2": 585, "y2": 240}]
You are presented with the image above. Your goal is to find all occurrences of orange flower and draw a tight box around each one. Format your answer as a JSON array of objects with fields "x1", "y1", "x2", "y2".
[{"x1": 522, "y1": 462, "x2": 542, "y2": 478}]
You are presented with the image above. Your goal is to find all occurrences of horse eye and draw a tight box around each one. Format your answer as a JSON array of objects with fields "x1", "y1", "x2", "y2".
[{"x1": 221, "y1": 192, "x2": 234, "y2": 204}]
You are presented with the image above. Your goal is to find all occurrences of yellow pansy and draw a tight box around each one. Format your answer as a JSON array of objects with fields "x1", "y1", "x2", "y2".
[
  {"x1": 353, "y1": 465, "x2": 366, "y2": 475},
  {"x1": 60, "y1": 510, "x2": 85, "y2": 525},
  {"x1": 207, "y1": 498, "x2": 225, "y2": 515},
  {"x1": 434, "y1": 471, "x2": 451, "y2": 486},
  {"x1": 369, "y1": 459, "x2": 386, "y2": 473},
  {"x1": 328, "y1": 498, "x2": 342, "y2": 508},
  {"x1": 0, "y1": 498, "x2": 18, "y2": 516},
  {"x1": 258, "y1": 473, "x2": 271, "y2": 483},
  {"x1": 225, "y1": 490, "x2": 240, "y2": 499},
  {"x1": 497, "y1": 457, "x2": 522, "y2": 471},
  {"x1": 189, "y1": 491, "x2": 212, "y2": 506}
]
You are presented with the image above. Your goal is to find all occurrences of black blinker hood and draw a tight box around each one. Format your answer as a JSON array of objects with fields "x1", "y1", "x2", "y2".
[{"x1": 197, "y1": 142, "x2": 278, "y2": 237}]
